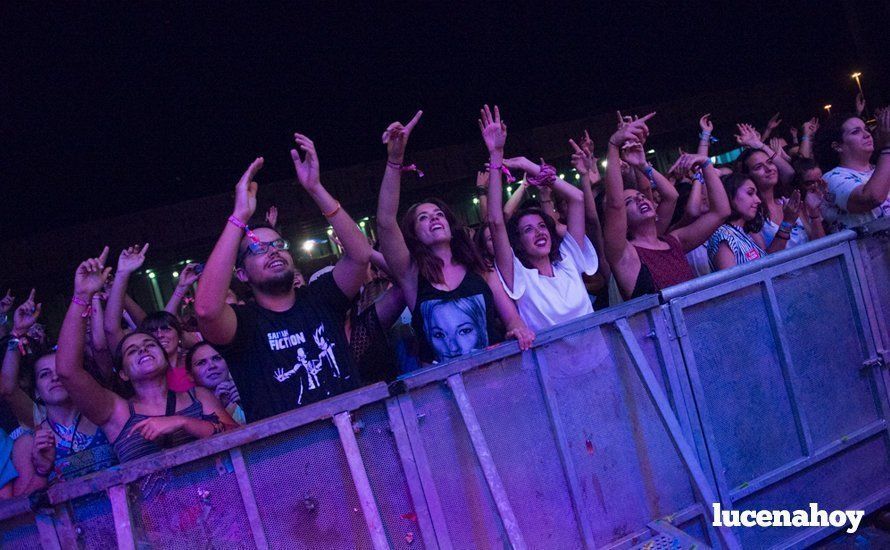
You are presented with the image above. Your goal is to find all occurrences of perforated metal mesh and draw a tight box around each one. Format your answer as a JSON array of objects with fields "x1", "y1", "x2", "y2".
[
  {"x1": 682, "y1": 283, "x2": 802, "y2": 488},
  {"x1": 409, "y1": 382, "x2": 507, "y2": 549},
  {"x1": 858, "y1": 232, "x2": 890, "y2": 341},
  {"x1": 129, "y1": 453, "x2": 255, "y2": 549},
  {"x1": 628, "y1": 532, "x2": 686, "y2": 550},
  {"x1": 461, "y1": 354, "x2": 583, "y2": 549},
  {"x1": 535, "y1": 325, "x2": 697, "y2": 547},
  {"x1": 773, "y1": 257, "x2": 880, "y2": 450},
  {"x1": 242, "y1": 419, "x2": 372, "y2": 549},
  {"x1": 352, "y1": 402, "x2": 424, "y2": 549},
  {"x1": 69, "y1": 492, "x2": 117, "y2": 548},
  {"x1": 0, "y1": 512, "x2": 40, "y2": 549}
]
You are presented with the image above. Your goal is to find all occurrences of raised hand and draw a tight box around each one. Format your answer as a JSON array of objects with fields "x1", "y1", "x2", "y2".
[
  {"x1": 232, "y1": 157, "x2": 264, "y2": 223},
  {"x1": 382, "y1": 110, "x2": 423, "y2": 162},
  {"x1": 782, "y1": 190, "x2": 802, "y2": 223},
  {"x1": 735, "y1": 123, "x2": 764, "y2": 149},
  {"x1": 177, "y1": 263, "x2": 201, "y2": 289},
  {"x1": 117, "y1": 243, "x2": 149, "y2": 275},
  {"x1": 75, "y1": 246, "x2": 112, "y2": 297},
  {"x1": 569, "y1": 130, "x2": 597, "y2": 174},
  {"x1": 215, "y1": 380, "x2": 240, "y2": 407},
  {"x1": 770, "y1": 137, "x2": 791, "y2": 162},
  {"x1": 671, "y1": 153, "x2": 710, "y2": 176},
  {"x1": 0, "y1": 289, "x2": 13, "y2": 314},
  {"x1": 12, "y1": 288, "x2": 41, "y2": 336},
  {"x1": 610, "y1": 112, "x2": 655, "y2": 148},
  {"x1": 265, "y1": 205, "x2": 278, "y2": 227},
  {"x1": 291, "y1": 134, "x2": 322, "y2": 191},
  {"x1": 475, "y1": 170, "x2": 490, "y2": 191},
  {"x1": 856, "y1": 92, "x2": 866, "y2": 116},
  {"x1": 622, "y1": 140, "x2": 647, "y2": 168},
  {"x1": 699, "y1": 113, "x2": 714, "y2": 133},
  {"x1": 479, "y1": 104, "x2": 507, "y2": 153},
  {"x1": 802, "y1": 117, "x2": 819, "y2": 138},
  {"x1": 804, "y1": 187, "x2": 824, "y2": 216},
  {"x1": 31, "y1": 428, "x2": 56, "y2": 476},
  {"x1": 766, "y1": 112, "x2": 782, "y2": 131},
  {"x1": 873, "y1": 107, "x2": 890, "y2": 149}
]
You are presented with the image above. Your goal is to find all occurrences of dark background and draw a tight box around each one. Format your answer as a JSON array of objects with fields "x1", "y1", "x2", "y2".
[{"x1": 2, "y1": 1, "x2": 888, "y2": 236}]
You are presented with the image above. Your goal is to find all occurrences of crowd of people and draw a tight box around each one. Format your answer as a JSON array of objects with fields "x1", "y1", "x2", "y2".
[{"x1": 0, "y1": 99, "x2": 888, "y2": 501}]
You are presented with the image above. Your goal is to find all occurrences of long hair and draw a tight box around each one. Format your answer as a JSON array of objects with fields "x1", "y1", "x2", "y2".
[
  {"x1": 506, "y1": 207, "x2": 563, "y2": 269},
  {"x1": 472, "y1": 223, "x2": 495, "y2": 271},
  {"x1": 139, "y1": 311, "x2": 183, "y2": 339},
  {"x1": 113, "y1": 330, "x2": 170, "y2": 375},
  {"x1": 721, "y1": 173, "x2": 764, "y2": 233},
  {"x1": 400, "y1": 197, "x2": 486, "y2": 285},
  {"x1": 814, "y1": 113, "x2": 860, "y2": 171}
]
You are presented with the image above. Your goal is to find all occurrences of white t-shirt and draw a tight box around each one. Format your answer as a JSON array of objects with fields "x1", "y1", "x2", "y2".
[
  {"x1": 822, "y1": 166, "x2": 890, "y2": 230},
  {"x1": 497, "y1": 233, "x2": 599, "y2": 332},
  {"x1": 685, "y1": 243, "x2": 712, "y2": 278}
]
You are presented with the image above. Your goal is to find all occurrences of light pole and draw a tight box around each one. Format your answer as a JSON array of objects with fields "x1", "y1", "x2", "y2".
[
  {"x1": 851, "y1": 72, "x2": 863, "y2": 95},
  {"x1": 824, "y1": 104, "x2": 832, "y2": 116}
]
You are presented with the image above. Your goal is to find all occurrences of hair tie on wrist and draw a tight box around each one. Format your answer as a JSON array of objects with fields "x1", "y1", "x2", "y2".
[{"x1": 322, "y1": 202, "x2": 341, "y2": 218}]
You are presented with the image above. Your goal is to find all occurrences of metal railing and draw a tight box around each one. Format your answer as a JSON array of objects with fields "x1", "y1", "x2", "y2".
[{"x1": 1, "y1": 217, "x2": 888, "y2": 549}]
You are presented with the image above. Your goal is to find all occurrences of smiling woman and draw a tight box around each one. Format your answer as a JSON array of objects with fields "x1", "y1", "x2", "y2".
[{"x1": 54, "y1": 248, "x2": 237, "y2": 463}]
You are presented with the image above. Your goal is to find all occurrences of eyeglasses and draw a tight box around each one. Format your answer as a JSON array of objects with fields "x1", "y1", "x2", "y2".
[{"x1": 240, "y1": 238, "x2": 291, "y2": 260}]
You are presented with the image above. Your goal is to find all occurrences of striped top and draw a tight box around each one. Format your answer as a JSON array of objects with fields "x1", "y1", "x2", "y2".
[
  {"x1": 113, "y1": 390, "x2": 209, "y2": 463},
  {"x1": 707, "y1": 224, "x2": 766, "y2": 269}
]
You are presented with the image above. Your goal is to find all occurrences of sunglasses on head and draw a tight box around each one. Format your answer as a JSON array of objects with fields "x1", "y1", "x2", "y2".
[{"x1": 240, "y1": 238, "x2": 291, "y2": 260}]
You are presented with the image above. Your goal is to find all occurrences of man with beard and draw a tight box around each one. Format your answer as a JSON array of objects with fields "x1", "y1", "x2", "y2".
[{"x1": 195, "y1": 134, "x2": 371, "y2": 422}]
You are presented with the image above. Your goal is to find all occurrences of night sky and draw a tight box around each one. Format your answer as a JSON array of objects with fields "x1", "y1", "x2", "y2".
[{"x1": 2, "y1": 2, "x2": 884, "y2": 236}]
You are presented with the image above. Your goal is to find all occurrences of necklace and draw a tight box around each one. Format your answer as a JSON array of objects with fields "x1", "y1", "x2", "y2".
[{"x1": 48, "y1": 412, "x2": 91, "y2": 453}]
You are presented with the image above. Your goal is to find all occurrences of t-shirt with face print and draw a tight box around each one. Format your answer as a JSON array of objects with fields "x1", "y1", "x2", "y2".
[
  {"x1": 213, "y1": 272, "x2": 357, "y2": 423},
  {"x1": 411, "y1": 270, "x2": 503, "y2": 364}
]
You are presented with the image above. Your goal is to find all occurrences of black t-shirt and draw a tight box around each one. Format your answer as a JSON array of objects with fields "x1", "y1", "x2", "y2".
[
  {"x1": 214, "y1": 272, "x2": 358, "y2": 423},
  {"x1": 411, "y1": 270, "x2": 503, "y2": 364}
]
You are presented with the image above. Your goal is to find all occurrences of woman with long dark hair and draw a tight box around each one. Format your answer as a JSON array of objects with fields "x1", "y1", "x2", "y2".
[{"x1": 375, "y1": 111, "x2": 534, "y2": 365}]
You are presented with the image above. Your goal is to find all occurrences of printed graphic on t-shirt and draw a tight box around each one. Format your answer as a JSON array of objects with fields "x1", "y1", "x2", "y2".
[
  {"x1": 268, "y1": 323, "x2": 347, "y2": 405},
  {"x1": 420, "y1": 294, "x2": 489, "y2": 363}
]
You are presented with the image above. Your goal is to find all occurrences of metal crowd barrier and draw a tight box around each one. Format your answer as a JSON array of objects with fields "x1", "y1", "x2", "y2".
[{"x1": 1, "y1": 218, "x2": 888, "y2": 549}]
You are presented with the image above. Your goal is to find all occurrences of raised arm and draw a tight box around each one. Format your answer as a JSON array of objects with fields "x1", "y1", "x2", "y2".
[
  {"x1": 165, "y1": 263, "x2": 201, "y2": 314},
  {"x1": 57, "y1": 248, "x2": 129, "y2": 432},
  {"x1": 625, "y1": 140, "x2": 679, "y2": 235},
  {"x1": 571, "y1": 132, "x2": 610, "y2": 279},
  {"x1": 1, "y1": 293, "x2": 41, "y2": 428},
  {"x1": 376, "y1": 111, "x2": 423, "y2": 302},
  {"x1": 103, "y1": 244, "x2": 149, "y2": 350},
  {"x1": 291, "y1": 134, "x2": 371, "y2": 300},
  {"x1": 760, "y1": 112, "x2": 782, "y2": 142},
  {"x1": 765, "y1": 190, "x2": 802, "y2": 254},
  {"x1": 475, "y1": 171, "x2": 490, "y2": 223},
  {"x1": 195, "y1": 158, "x2": 264, "y2": 346},
  {"x1": 736, "y1": 123, "x2": 794, "y2": 185},
  {"x1": 480, "y1": 104, "x2": 519, "y2": 291},
  {"x1": 697, "y1": 114, "x2": 713, "y2": 157},
  {"x1": 670, "y1": 154, "x2": 731, "y2": 252},
  {"x1": 798, "y1": 118, "x2": 818, "y2": 159},
  {"x1": 846, "y1": 108, "x2": 890, "y2": 213},
  {"x1": 502, "y1": 179, "x2": 528, "y2": 221}
]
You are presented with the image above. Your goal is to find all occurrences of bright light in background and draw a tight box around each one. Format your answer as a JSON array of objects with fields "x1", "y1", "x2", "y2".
[
  {"x1": 558, "y1": 173, "x2": 565, "y2": 180},
  {"x1": 574, "y1": 173, "x2": 580, "y2": 180},
  {"x1": 172, "y1": 271, "x2": 179, "y2": 278},
  {"x1": 647, "y1": 149, "x2": 655, "y2": 154},
  {"x1": 600, "y1": 160, "x2": 608, "y2": 168},
  {"x1": 302, "y1": 240, "x2": 315, "y2": 252},
  {"x1": 472, "y1": 197, "x2": 479, "y2": 205},
  {"x1": 507, "y1": 186, "x2": 513, "y2": 194},
  {"x1": 147, "y1": 272, "x2": 156, "y2": 280},
  {"x1": 359, "y1": 221, "x2": 366, "y2": 228}
]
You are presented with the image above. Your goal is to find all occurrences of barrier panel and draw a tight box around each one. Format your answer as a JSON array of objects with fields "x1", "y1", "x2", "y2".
[{"x1": 0, "y1": 223, "x2": 888, "y2": 549}]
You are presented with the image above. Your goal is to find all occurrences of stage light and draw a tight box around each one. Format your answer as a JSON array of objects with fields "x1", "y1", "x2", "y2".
[
  {"x1": 172, "y1": 271, "x2": 179, "y2": 278},
  {"x1": 302, "y1": 240, "x2": 315, "y2": 252}
]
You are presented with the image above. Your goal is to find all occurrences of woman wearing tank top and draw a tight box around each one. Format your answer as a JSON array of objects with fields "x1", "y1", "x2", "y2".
[
  {"x1": 603, "y1": 114, "x2": 731, "y2": 299},
  {"x1": 55, "y1": 248, "x2": 237, "y2": 463},
  {"x1": 375, "y1": 111, "x2": 535, "y2": 365}
]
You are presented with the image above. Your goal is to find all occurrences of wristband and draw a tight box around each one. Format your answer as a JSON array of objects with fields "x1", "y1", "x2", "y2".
[
  {"x1": 779, "y1": 221, "x2": 793, "y2": 232},
  {"x1": 322, "y1": 202, "x2": 341, "y2": 218},
  {"x1": 800, "y1": 135, "x2": 811, "y2": 142},
  {"x1": 489, "y1": 163, "x2": 517, "y2": 183},
  {"x1": 173, "y1": 287, "x2": 188, "y2": 297},
  {"x1": 388, "y1": 160, "x2": 425, "y2": 177},
  {"x1": 701, "y1": 158, "x2": 713, "y2": 168},
  {"x1": 527, "y1": 164, "x2": 557, "y2": 187},
  {"x1": 644, "y1": 165, "x2": 657, "y2": 189},
  {"x1": 72, "y1": 295, "x2": 93, "y2": 318},
  {"x1": 228, "y1": 216, "x2": 261, "y2": 245}
]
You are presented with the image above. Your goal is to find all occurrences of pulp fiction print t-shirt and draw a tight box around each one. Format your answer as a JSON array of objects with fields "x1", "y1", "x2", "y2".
[{"x1": 216, "y1": 272, "x2": 358, "y2": 422}]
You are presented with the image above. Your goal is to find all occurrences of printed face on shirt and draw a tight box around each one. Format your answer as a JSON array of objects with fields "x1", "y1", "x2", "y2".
[
  {"x1": 421, "y1": 295, "x2": 488, "y2": 362},
  {"x1": 517, "y1": 213, "x2": 552, "y2": 260},
  {"x1": 623, "y1": 189, "x2": 656, "y2": 226},
  {"x1": 839, "y1": 117, "x2": 874, "y2": 157},
  {"x1": 35, "y1": 354, "x2": 68, "y2": 406},
  {"x1": 189, "y1": 344, "x2": 231, "y2": 390},
  {"x1": 732, "y1": 179, "x2": 762, "y2": 221},
  {"x1": 238, "y1": 227, "x2": 296, "y2": 294},
  {"x1": 744, "y1": 150, "x2": 779, "y2": 189},
  {"x1": 412, "y1": 203, "x2": 452, "y2": 246}
]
